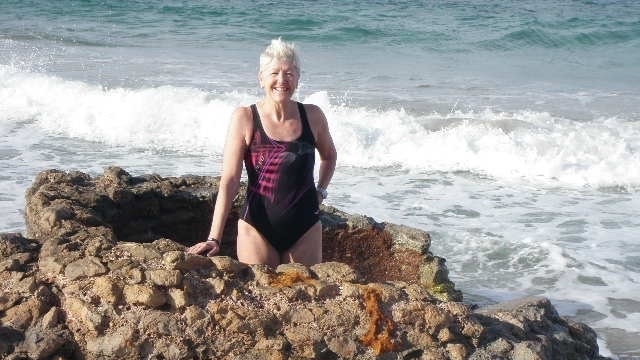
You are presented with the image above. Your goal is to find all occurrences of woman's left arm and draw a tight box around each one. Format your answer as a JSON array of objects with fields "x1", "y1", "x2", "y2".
[{"x1": 306, "y1": 104, "x2": 337, "y2": 199}]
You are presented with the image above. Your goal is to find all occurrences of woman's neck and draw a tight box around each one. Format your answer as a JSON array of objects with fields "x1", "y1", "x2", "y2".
[{"x1": 260, "y1": 99, "x2": 296, "y2": 122}]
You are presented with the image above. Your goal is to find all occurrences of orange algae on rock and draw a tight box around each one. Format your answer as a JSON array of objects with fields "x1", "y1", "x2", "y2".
[
  {"x1": 269, "y1": 271, "x2": 315, "y2": 287},
  {"x1": 360, "y1": 286, "x2": 400, "y2": 354}
]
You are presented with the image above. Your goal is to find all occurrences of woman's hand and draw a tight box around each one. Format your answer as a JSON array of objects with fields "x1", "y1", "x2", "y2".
[{"x1": 186, "y1": 239, "x2": 220, "y2": 257}]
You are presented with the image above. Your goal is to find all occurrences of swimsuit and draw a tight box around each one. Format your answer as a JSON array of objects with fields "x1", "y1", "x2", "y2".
[{"x1": 242, "y1": 102, "x2": 319, "y2": 252}]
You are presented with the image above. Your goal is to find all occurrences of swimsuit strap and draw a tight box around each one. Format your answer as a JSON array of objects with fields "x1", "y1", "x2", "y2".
[
  {"x1": 249, "y1": 103, "x2": 263, "y2": 139},
  {"x1": 297, "y1": 102, "x2": 317, "y2": 147}
]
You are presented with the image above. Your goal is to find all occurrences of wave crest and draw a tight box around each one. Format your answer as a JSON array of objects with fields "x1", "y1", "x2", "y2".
[{"x1": 2, "y1": 66, "x2": 639, "y2": 187}]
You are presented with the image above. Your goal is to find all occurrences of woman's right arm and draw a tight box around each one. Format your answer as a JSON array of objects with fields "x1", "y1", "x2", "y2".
[{"x1": 187, "y1": 107, "x2": 252, "y2": 256}]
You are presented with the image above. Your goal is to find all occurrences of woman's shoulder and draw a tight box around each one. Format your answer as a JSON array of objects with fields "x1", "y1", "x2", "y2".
[
  {"x1": 232, "y1": 105, "x2": 253, "y2": 117},
  {"x1": 300, "y1": 102, "x2": 326, "y2": 121},
  {"x1": 226, "y1": 106, "x2": 255, "y2": 142},
  {"x1": 230, "y1": 105, "x2": 254, "y2": 125},
  {"x1": 300, "y1": 102, "x2": 321, "y2": 112}
]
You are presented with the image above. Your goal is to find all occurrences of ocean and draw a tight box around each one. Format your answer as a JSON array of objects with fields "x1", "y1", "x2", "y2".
[{"x1": 1, "y1": 0, "x2": 639, "y2": 357}]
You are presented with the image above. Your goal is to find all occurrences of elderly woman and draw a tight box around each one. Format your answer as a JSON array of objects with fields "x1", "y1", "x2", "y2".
[{"x1": 187, "y1": 38, "x2": 337, "y2": 267}]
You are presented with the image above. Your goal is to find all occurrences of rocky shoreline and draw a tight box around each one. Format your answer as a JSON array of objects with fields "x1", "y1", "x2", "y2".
[{"x1": 0, "y1": 167, "x2": 610, "y2": 359}]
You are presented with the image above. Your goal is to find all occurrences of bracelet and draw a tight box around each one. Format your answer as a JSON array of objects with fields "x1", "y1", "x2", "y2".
[
  {"x1": 317, "y1": 187, "x2": 328, "y2": 200},
  {"x1": 206, "y1": 238, "x2": 220, "y2": 247}
]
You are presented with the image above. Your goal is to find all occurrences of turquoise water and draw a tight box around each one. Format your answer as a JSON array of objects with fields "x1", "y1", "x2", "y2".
[{"x1": 2, "y1": 1, "x2": 640, "y2": 357}]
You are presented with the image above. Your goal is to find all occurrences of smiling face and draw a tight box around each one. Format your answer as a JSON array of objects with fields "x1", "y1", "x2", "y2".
[{"x1": 259, "y1": 60, "x2": 299, "y2": 103}]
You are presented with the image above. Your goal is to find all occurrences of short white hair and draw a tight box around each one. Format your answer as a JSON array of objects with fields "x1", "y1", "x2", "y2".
[{"x1": 259, "y1": 38, "x2": 300, "y2": 74}]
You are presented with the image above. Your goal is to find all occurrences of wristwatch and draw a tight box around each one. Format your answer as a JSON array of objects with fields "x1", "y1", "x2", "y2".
[{"x1": 316, "y1": 187, "x2": 328, "y2": 200}]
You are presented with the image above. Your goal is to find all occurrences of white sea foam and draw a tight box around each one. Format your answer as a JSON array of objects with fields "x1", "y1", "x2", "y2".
[
  {"x1": 0, "y1": 65, "x2": 256, "y2": 153},
  {"x1": 3, "y1": 66, "x2": 639, "y2": 188}
]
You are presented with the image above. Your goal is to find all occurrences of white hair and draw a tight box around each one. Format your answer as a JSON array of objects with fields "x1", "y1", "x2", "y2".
[{"x1": 259, "y1": 38, "x2": 300, "y2": 74}]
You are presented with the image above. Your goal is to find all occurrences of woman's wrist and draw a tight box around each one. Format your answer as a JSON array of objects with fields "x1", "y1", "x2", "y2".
[
  {"x1": 206, "y1": 237, "x2": 220, "y2": 246},
  {"x1": 316, "y1": 186, "x2": 328, "y2": 200}
]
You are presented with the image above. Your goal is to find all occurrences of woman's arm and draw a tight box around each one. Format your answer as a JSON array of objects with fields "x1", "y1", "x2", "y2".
[
  {"x1": 187, "y1": 107, "x2": 252, "y2": 256},
  {"x1": 306, "y1": 104, "x2": 337, "y2": 201}
]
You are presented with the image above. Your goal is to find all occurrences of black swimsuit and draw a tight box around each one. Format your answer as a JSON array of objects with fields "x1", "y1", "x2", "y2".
[{"x1": 241, "y1": 102, "x2": 319, "y2": 252}]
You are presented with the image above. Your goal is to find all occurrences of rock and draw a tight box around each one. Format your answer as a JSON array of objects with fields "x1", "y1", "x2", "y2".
[
  {"x1": 419, "y1": 255, "x2": 463, "y2": 301},
  {"x1": 475, "y1": 296, "x2": 604, "y2": 360},
  {"x1": 92, "y1": 276, "x2": 122, "y2": 304},
  {"x1": 162, "y1": 250, "x2": 185, "y2": 269},
  {"x1": 123, "y1": 284, "x2": 167, "y2": 308},
  {"x1": 254, "y1": 337, "x2": 289, "y2": 351},
  {"x1": 0, "y1": 252, "x2": 35, "y2": 272},
  {"x1": 143, "y1": 337, "x2": 193, "y2": 360},
  {"x1": 152, "y1": 237, "x2": 185, "y2": 252},
  {"x1": 2, "y1": 300, "x2": 36, "y2": 330},
  {"x1": 38, "y1": 204, "x2": 75, "y2": 231},
  {"x1": 126, "y1": 267, "x2": 145, "y2": 284},
  {"x1": 175, "y1": 253, "x2": 215, "y2": 271},
  {"x1": 102, "y1": 166, "x2": 132, "y2": 185},
  {"x1": 384, "y1": 222, "x2": 431, "y2": 254},
  {"x1": 167, "y1": 288, "x2": 188, "y2": 309},
  {"x1": 0, "y1": 168, "x2": 609, "y2": 360},
  {"x1": 18, "y1": 323, "x2": 73, "y2": 360},
  {"x1": 85, "y1": 326, "x2": 137, "y2": 359},
  {"x1": 14, "y1": 275, "x2": 37, "y2": 293},
  {"x1": 276, "y1": 262, "x2": 314, "y2": 278},
  {"x1": 0, "y1": 326, "x2": 24, "y2": 357},
  {"x1": 138, "y1": 311, "x2": 182, "y2": 335},
  {"x1": 182, "y1": 305, "x2": 209, "y2": 327},
  {"x1": 40, "y1": 308, "x2": 61, "y2": 330},
  {"x1": 0, "y1": 292, "x2": 22, "y2": 312},
  {"x1": 0, "y1": 233, "x2": 39, "y2": 257},
  {"x1": 118, "y1": 243, "x2": 161, "y2": 261},
  {"x1": 146, "y1": 269, "x2": 182, "y2": 287},
  {"x1": 2, "y1": 290, "x2": 52, "y2": 331},
  {"x1": 446, "y1": 342, "x2": 469, "y2": 360},
  {"x1": 512, "y1": 340, "x2": 548, "y2": 360},
  {"x1": 207, "y1": 277, "x2": 226, "y2": 295},
  {"x1": 64, "y1": 298, "x2": 105, "y2": 333},
  {"x1": 326, "y1": 335, "x2": 358, "y2": 358},
  {"x1": 311, "y1": 261, "x2": 361, "y2": 283},
  {"x1": 38, "y1": 256, "x2": 65, "y2": 276},
  {"x1": 64, "y1": 256, "x2": 107, "y2": 280}
]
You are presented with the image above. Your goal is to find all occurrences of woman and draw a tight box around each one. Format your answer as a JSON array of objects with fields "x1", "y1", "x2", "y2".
[{"x1": 187, "y1": 38, "x2": 337, "y2": 267}]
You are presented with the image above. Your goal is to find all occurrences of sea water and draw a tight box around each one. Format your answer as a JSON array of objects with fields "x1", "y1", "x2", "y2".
[{"x1": 1, "y1": 1, "x2": 639, "y2": 357}]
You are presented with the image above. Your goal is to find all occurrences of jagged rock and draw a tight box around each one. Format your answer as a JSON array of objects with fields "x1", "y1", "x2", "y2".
[
  {"x1": 85, "y1": 326, "x2": 137, "y2": 359},
  {"x1": 15, "y1": 321, "x2": 74, "y2": 359},
  {"x1": 475, "y1": 296, "x2": 604, "y2": 360},
  {"x1": 310, "y1": 261, "x2": 361, "y2": 283},
  {"x1": 64, "y1": 297, "x2": 106, "y2": 334},
  {"x1": 146, "y1": 269, "x2": 183, "y2": 287},
  {"x1": 2, "y1": 286, "x2": 55, "y2": 332},
  {"x1": 0, "y1": 326, "x2": 24, "y2": 357},
  {"x1": 64, "y1": 256, "x2": 108, "y2": 280},
  {"x1": 92, "y1": 276, "x2": 122, "y2": 304},
  {"x1": 0, "y1": 168, "x2": 610, "y2": 359},
  {"x1": 211, "y1": 255, "x2": 248, "y2": 274},
  {"x1": 167, "y1": 288, "x2": 188, "y2": 309},
  {"x1": 0, "y1": 233, "x2": 40, "y2": 257},
  {"x1": 123, "y1": 284, "x2": 167, "y2": 308}
]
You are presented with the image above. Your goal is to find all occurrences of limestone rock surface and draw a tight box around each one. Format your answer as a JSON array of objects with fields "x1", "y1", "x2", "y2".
[{"x1": 0, "y1": 168, "x2": 610, "y2": 359}]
